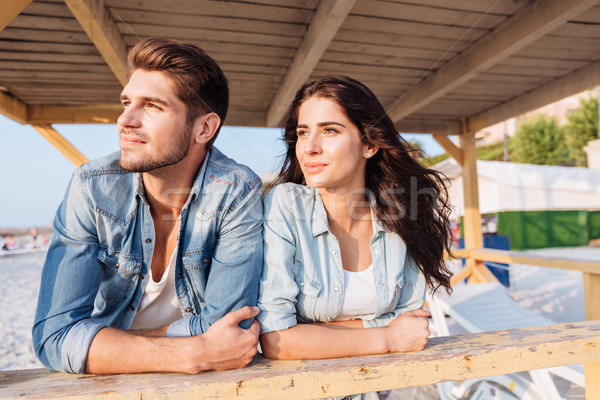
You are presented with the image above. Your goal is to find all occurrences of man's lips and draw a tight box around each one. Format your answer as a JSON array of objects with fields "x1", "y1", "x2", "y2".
[
  {"x1": 303, "y1": 162, "x2": 328, "y2": 173},
  {"x1": 120, "y1": 134, "x2": 146, "y2": 145}
]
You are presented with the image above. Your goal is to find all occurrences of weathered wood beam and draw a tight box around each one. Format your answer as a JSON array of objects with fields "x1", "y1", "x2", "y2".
[
  {"x1": 395, "y1": 118, "x2": 461, "y2": 135},
  {"x1": 31, "y1": 124, "x2": 88, "y2": 167},
  {"x1": 266, "y1": 0, "x2": 357, "y2": 127},
  {"x1": 64, "y1": 0, "x2": 129, "y2": 86},
  {"x1": 0, "y1": 0, "x2": 32, "y2": 32},
  {"x1": 1, "y1": 322, "x2": 598, "y2": 399},
  {"x1": 29, "y1": 104, "x2": 121, "y2": 124},
  {"x1": 468, "y1": 57, "x2": 600, "y2": 132},
  {"x1": 469, "y1": 248, "x2": 600, "y2": 274},
  {"x1": 0, "y1": 91, "x2": 28, "y2": 124},
  {"x1": 433, "y1": 134, "x2": 463, "y2": 165},
  {"x1": 386, "y1": 0, "x2": 599, "y2": 123}
]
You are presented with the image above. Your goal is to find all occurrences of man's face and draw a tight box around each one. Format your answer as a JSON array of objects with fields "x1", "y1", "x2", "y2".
[{"x1": 117, "y1": 69, "x2": 193, "y2": 172}]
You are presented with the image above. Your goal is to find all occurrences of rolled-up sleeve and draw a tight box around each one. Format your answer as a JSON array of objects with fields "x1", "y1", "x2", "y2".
[
  {"x1": 362, "y1": 253, "x2": 426, "y2": 328},
  {"x1": 257, "y1": 186, "x2": 301, "y2": 334},
  {"x1": 32, "y1": 168, "x2": 106, "y2": 373}
]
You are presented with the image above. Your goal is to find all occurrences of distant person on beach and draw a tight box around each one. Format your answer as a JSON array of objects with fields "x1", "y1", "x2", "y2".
[
  {"x1": 1, "y1": 234, "x2": 17, "y2": 250},
  {"x1": 258, "y1": 77, "x2": 453, "y2": 370},
  {"x1": 33, "y1": 38, "x2": 263, "y2": 374},
  {"x1": 30, "y1": 226, "x2": 38, "y2": 248}
]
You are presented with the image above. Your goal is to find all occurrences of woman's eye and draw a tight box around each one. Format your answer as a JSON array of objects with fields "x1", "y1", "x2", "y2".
[
  {"x1": 324, "y1": 128, "x2": 339, "y2": 134},
  {"x1": 296, "y1": 130, "x2": 308, "y2": 137}
]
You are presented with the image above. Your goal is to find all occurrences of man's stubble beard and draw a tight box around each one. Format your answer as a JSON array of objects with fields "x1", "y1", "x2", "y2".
[{"x1": 119, "y1": 124, "x2": 193, "y2": 173}]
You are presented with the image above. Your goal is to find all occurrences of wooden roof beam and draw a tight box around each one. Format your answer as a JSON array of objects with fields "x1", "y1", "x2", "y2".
[
  {"x1": 395, "y1": 118, "x2": 461, "y2": 135},
  {"x1": 468, "y1": 57, "x2": 600, "y2": 132},
  {"x1": 387, "y1": 0, "x2": 599, "y2": 124},
  {"x1": 29, "y1": 104, "x2": 122, "y2": 124},
  {"x1": 266, "y1": 0, "x2": 357, "y2": 127},
  {"x1": 0, "y1": 91, "x2": 29, "y2": 124},
  {"x1": 32, "y1": 124, "x2": 89, "y2": 167},
  {"x1": 0, "y1": 0, "x2": 32, "y2": 32},
  {"x1": 433, "y1": 134, "x2": 463, "y2": 165},
  {"x1": 64, "y1": 0, "x2": 129, "y2": 86}
]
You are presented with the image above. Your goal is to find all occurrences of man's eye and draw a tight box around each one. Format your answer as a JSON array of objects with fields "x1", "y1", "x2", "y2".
[{"x1": 148, "y1": 103, "x2": 162, "y2": 110}]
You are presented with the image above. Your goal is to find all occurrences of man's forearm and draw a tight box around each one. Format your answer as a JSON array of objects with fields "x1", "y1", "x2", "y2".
[
  {"x1": 86, "y1": 327, "x2": 194, "y2": 374},
  {"x1": 128, "y1": 325, "x2": 169, "y2": 338}
]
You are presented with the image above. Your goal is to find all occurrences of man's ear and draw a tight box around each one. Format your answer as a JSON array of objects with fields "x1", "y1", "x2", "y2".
[{"x1": 192, "y1": 112, "x2": 221, "y2": 145}]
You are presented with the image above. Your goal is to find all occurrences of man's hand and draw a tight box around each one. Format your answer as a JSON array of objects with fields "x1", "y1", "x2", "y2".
[
  {"x1": 184, "y1": 306, "x2": 260, "y2": 373},
  {"x1": 384, "y1": 308, "x2": 430, "y2": 353}
]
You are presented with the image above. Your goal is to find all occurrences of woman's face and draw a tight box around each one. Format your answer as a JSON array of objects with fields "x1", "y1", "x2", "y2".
[{"x1": 295, "y1": 96, "x2": 374, "y2": 191}]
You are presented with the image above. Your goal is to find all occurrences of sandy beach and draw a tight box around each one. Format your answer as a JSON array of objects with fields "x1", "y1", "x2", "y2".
[{"x1": 0, "y1": 246, "x2": 596, "y2": 399}]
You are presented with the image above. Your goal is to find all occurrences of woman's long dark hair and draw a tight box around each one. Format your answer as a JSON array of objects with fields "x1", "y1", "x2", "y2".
[{"x1": 272, "y1": 75, "x2": 453, "y2": 294}]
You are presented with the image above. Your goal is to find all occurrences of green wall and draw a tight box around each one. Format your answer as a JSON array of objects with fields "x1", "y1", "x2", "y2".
[{"x1": 496, "y1": 210, "x2": 591, "y2": 250}]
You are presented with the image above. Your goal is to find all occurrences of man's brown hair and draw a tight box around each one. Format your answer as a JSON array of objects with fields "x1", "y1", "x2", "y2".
[{"x1": 127, "y1": 38, "x2": 229, "y2": 144}]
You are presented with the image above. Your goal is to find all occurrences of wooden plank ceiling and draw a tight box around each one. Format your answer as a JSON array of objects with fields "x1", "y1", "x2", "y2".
[{"x1": 1, "y1": 0, "x2": 600, "y2": 134}]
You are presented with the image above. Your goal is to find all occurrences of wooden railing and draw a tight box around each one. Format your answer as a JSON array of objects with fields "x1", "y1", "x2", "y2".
[
  {"x1": 1, "y1": 321, "x2": 599, "y2": 399},
  {"x1": 1, "y1": 248, "x2": 598, "y2": 399}
]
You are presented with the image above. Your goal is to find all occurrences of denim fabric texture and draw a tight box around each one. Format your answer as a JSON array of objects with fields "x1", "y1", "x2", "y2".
[
  {"x1": 33, "y1": 147, "x2": 263, "y2": 373},
  {"x1": 257, "y1": 183, "x2": 426, "y2": 334}
]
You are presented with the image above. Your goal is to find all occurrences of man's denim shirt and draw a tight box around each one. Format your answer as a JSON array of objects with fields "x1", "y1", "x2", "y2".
[
  {"x1": 257, "y1": 183, "x2": 426, "y2": 334},
  {"x1": 33, "y1": 147, "x2": 263, "y2": 373}
]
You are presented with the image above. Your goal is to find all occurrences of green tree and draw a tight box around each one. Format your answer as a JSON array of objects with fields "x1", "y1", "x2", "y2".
[
  {"x1": 564, "y1": 95, "x2": 598, "y2": 166},
  {"x1": 512, "y1": 114, "x2": 567, "y2": 166}
]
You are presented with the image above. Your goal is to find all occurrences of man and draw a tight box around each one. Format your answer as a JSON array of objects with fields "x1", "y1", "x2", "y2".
[{"x1": 33, "y1": 38, "x2": 263, "y2": 374}]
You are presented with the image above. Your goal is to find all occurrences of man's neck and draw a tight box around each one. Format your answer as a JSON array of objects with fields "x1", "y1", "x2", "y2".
[{"x1": 143, "y1": 149, "x2": 208, "y2": 219}]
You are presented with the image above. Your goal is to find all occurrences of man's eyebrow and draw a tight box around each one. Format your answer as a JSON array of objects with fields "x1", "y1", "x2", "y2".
[{"x1": 119, "y1": 94, "x2": 170, "y2": 107}]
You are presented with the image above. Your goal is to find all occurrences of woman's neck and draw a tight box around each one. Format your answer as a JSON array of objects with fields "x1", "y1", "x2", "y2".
[{"x1": 319, "y1": 188, "x2": 371, "y2": 232}]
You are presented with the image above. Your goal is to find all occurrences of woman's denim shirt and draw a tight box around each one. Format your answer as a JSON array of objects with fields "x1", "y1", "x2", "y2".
[
  {"x1": 257, "y1": 183, "x2": 426, "y2": 334},
  {"x1": 33, "y1": 148, "x2": 263, "y2": 373}
]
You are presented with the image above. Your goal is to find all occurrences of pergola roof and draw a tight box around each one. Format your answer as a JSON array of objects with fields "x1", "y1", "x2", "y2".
[{"x1": 2, "y1": 0, "x2": 600, "y2": 134}]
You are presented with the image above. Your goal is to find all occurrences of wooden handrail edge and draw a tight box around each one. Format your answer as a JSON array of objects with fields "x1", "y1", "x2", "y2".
[{"x1": 2, "y1": 321, "x2": 599, "y2": 400}]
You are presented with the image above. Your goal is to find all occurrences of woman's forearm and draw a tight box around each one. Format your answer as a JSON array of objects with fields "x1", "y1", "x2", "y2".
[{"x1": 260, "y1": 322, "x2": 388, "y2": 359}]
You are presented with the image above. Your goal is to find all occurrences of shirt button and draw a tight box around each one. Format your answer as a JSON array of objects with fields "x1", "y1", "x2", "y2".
[
  {"x1": 300, "y1": 282, "x2": 304, "y2": 286},
  {"x1": 129, "y1": 305, "x2": 135, "y2": 311},
  {"x1": 334, "y1": 286, "x2": 340, "y2": 291},
  {"x1": 203, "y1": 258, "x2": 209, "y2": 263},
  {"x1": 145, "y1": 238, "x2": 152, "y2": 244},
  {"x1": 140, "y1": 275, "x2": 144, "y2": 280},
  {"x1": 114, "y1": 262, "x2": 119, "y2": 269},
  {"x1": 177, "y1": 273, "x2": 182, "y2": 279},
  {"x1": 185, "y1": 307, "x2": 191, "y2": 313},
  {"x1": 332, "y1": 250, "x2": 337, "y2": 255}
]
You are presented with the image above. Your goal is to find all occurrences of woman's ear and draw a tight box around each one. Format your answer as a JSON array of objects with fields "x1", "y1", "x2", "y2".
[
  {"x1": 363, "y1": 144, "x2": 379, "y2": 158},
  {"x1": 192, "y1": 112, "x2": 221, "y2": 145}
]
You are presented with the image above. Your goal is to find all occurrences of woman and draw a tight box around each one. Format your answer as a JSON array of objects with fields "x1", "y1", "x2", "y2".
[{"x1": 257, "y1": 76, "x2": 452, "y2": 362}]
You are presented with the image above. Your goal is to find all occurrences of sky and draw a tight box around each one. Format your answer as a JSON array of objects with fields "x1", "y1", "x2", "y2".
[{"x1": 0, "y1": 114, "x2": 443, "y2": 228}]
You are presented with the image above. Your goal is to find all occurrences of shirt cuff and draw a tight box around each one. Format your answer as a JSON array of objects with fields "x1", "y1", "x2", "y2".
[
  {"x1": 166, "y1": 316, "x2": 208, "y2": 337},
  {"x1": 61, "y1": 319, "x2": 106, "y2": 374},
  {"x1": 256, "y1": 310, "x2": 297, "y2": 334}
]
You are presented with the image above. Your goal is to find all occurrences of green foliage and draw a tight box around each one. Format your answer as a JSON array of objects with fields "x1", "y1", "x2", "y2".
[
  {"x1": 564, "y1": 95, "x2": 598, "y2": 167},
  {"x1": 511, "y1": 114, "x2": 567, "y2": 166}
]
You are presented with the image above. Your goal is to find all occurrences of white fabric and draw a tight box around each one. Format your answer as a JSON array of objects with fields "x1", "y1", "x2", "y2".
[
  {"x1": 129, "y1": 249, "x2": 182, "y2": 330},
  {"x1": 433, "y1": 158, "x2": 600, "y2": 218},
  {"x1": 333, "y1": 264, "x2": 377, "y2": 321}
]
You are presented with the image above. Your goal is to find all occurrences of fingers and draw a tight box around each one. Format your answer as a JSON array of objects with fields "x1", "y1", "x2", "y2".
[
  {"x1": 402, "y1": 308, "x2": 431, "y2": 318},
  {"x1": 248, "y1": 319, "x2": 261, "y2": 336},
  {"x1": 224, "y1": 306, "x2": 260, "y2": 324}
]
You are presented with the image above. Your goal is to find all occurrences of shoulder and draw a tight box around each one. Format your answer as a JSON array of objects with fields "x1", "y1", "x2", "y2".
[
  {"x1": 204, "y1": 147, "x2": 261, "y2": 195},
  {"x1": 264, "y1": 182, "x2": 312, "y2": 206},
  {"x1": 76, "y1": 152, "x2": 128, "y2": 180}
]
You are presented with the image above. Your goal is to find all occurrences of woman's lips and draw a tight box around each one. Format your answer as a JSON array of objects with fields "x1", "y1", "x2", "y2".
[{"x1": 303, "y1": 162, "x2": 328, "y2": 174}]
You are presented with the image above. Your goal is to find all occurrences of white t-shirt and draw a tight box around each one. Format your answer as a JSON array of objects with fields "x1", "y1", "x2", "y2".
[
  {"x1": 333, "y1": 264, "x2": 377, "y2": 321},
  {"x1": 129, "y1": 249, "x2": 182, "y2": 330}
]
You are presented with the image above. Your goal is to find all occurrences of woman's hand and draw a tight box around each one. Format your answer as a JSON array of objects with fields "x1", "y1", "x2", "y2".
[{"x1": 384, "y1": 309, "x2": 431, "y2": 353}]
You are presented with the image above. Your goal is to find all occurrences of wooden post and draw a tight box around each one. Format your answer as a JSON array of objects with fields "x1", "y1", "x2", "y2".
[
  {"x1": 583, "y1": 272, "x2": 600, "y2": 400},
  {"x1": 32, "y1": 124, "x2": 88, "y2": 167},
  {"x1": 460, "y1": 122, "x2": 495, "y2": 282}
]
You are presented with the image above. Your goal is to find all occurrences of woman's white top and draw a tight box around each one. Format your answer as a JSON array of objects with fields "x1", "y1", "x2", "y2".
[
  {"x1": 333, "y1": 264, "x2": 377, "y2": 321},
  {"x1": 129, "y1": 249, "x2": 182, "y2": 330}
]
